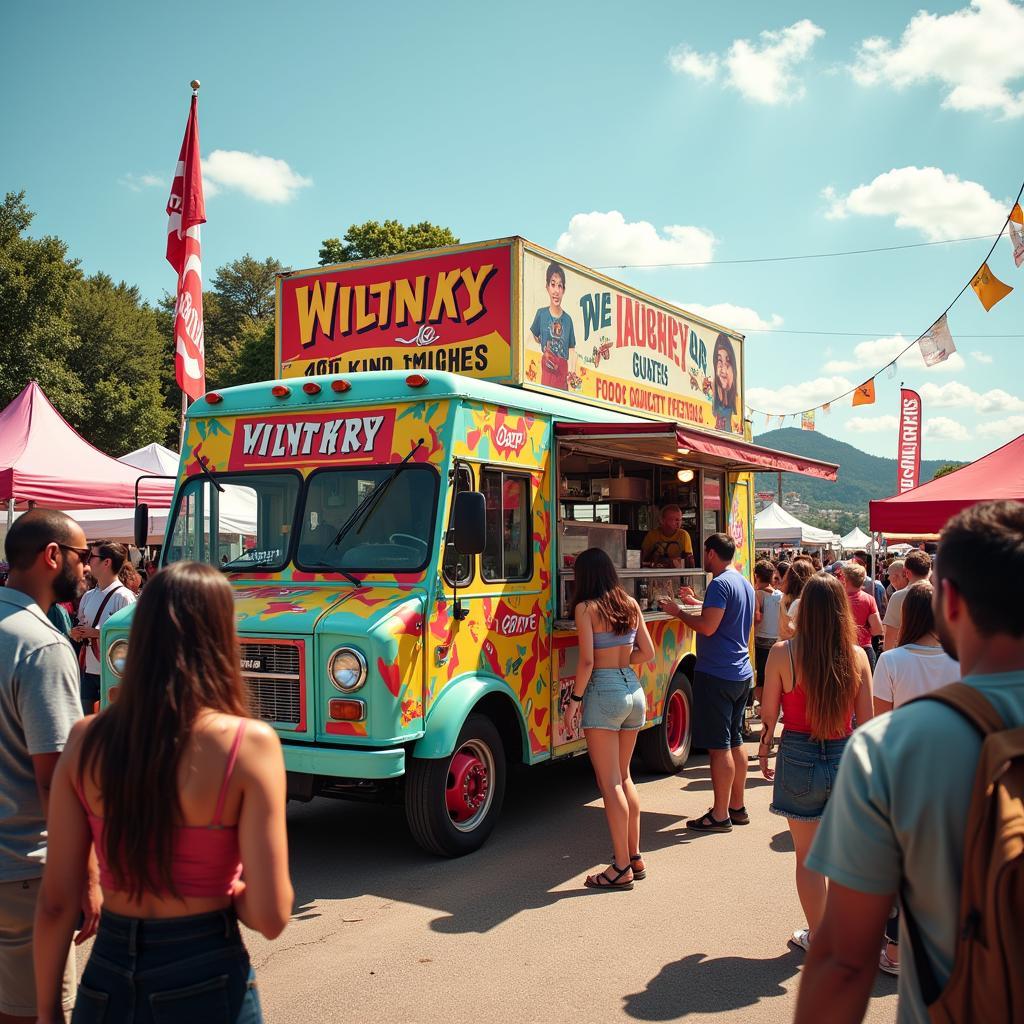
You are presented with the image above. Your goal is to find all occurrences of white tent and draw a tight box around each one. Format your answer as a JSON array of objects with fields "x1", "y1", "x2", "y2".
[
  {"x1": 68, "y1": 445, "x2": 257, "y2": 543},
  {"x1": 755, "y1": 502, "x2": 838, "y2": 549},
  {"x1": 840, "y1": 526, "x2": 872, "y2": 551}
]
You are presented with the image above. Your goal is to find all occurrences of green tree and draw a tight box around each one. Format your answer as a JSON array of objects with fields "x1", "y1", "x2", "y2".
[
  {"x1": 211, "y1": 255, "x2": 285, "y2": 328},
  {"x1": 0, "y1": 191, "x2": 84, "y2": 418},
  {"x1": 931, "y1": 463, "x2": 961, "y2": 480},
  {"x1": 318, "y1": 219, "x2": 458, "y2": 265},
  {"x1": 67, "y1": 274, "x2": 176, "y2": 453}
]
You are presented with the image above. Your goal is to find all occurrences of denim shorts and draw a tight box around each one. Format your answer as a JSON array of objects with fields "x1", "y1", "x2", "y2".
[
  {"x1": 72, "y1": 908, "x2": 262, "y2": 1023},
  {"x1": 581, "y1": 667, "x2": 646, "y2": 731},
  {"x1": 769, "y1": 731, "x2": 849, "y2": 822},
  {"x1": 692, "y1": 671, "x2": 752, "y2": 750}
]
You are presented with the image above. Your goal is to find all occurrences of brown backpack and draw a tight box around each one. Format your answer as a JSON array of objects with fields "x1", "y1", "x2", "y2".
[{"x1": 903, "y1": 682, "x2": 1024, "y2": 1023}]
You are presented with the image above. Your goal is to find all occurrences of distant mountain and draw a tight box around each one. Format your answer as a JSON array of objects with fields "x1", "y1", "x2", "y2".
[{"x1": 752, "y1": 428, "x2": 958, "y2": 511}]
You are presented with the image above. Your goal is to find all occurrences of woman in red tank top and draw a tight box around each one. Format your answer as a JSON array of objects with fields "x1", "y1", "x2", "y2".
[
  {"x1": 32, "y1": 562, "x2": 293, "y2": 1023},
  {"x1": 757, "y1": 574, "x2": 874, "y2": 954}
]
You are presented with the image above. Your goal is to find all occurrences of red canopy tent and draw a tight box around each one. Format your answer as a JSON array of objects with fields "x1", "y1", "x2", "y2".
[
  {"x1": 870, "y1": 433, "x2": 1024, "y2": 534},
  {"x1": 0, "y1": 382, "x2": 175, "y2": 512}
]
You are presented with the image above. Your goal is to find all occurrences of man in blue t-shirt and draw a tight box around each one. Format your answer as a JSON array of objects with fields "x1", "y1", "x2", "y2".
[
  {"x1": 530, "y1": 262, "x2": 577, "y2": 391},
  {"x1": 659, "y1": 531, "x2": 754, "y2": 832}
]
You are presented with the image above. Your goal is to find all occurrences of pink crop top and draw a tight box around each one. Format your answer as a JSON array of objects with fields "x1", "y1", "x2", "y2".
[{"x1": 75, "y1": 720, "x2": 246, "y2": 898}]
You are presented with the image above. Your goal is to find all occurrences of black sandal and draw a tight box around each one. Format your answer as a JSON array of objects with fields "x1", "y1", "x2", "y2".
[
  {"x1": 686, "y1": 810, "x2": 733, "y2": 833},
  {"x1": 584, "y1": 862, "x2": 634, "y2": 891},
  {"x1": 609, "y1": 853, "x2": 647, "y2": 880}
]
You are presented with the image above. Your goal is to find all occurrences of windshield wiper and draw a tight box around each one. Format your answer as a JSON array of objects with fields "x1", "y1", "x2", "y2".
[
  {"x1": 328, "y1": 439, "x2": 424, "y2": 562},
  {"x1": 193, "y1": 454, "x2": 224, "y2": 492}
]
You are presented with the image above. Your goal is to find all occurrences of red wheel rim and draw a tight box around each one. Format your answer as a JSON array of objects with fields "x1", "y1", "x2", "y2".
[
  {"x1": 666, "y1": 690, "x2": 687, "y2": 754},
  {"x1": 445, "y1": 743, "x2": 492, "y2": 828}
]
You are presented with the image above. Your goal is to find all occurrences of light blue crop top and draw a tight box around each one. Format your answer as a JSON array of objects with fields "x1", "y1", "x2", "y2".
[{"x1": 593, "y1": 628, "x2": 638, "y2": 650}]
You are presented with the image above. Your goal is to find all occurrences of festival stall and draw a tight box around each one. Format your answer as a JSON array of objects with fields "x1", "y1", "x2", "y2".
[
  {"x1": 755, "y1": 501, "x2": 839, "y2": 550},
  {"x1": 869, "y1": 433, "x2": 1024, "y2": 534},
  {"x1": 1, "y1": 382, "x2": 174, "y2": 529},
  {"x1": 839, "y1": 526, "x2": 872, "y2": 551}
]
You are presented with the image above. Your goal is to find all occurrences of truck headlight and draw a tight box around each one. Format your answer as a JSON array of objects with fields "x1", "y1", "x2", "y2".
[
  {"x1": 106, "y1": 639, "x2": 129, "y2": 677},
  {"x1": 328, "y1": 647, "x2": 367, "y2": 692}
]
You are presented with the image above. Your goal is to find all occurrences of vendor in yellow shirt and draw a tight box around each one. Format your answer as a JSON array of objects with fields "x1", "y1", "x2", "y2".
[{"x1": 641, "y1": 504, "x2": 695, "y2": 568}]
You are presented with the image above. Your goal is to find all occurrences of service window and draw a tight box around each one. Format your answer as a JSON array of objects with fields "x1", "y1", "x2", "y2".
[
  {"x1": 481, "y1": 469, "x2": 531, "y2": 582},
  {"x1": 442, "y1": 463, "x2": 475, "y2": 586}
]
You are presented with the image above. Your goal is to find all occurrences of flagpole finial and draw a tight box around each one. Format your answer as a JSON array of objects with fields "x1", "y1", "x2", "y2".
[{"x1": 190, "y1": 79, "x2": 201, "y2": 93}]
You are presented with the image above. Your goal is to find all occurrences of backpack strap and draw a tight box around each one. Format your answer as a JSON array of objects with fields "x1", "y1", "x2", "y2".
[{"x1": 901, "y1": 681, "x2": 1007, "y2": 1007}]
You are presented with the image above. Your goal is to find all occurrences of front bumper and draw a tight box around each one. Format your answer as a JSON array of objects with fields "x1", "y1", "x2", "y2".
[{"x1": 282, "y1": 741, "x2": 406, "y2": 780}]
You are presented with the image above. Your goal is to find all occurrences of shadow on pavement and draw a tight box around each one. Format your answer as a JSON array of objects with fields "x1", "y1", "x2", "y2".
[
  {"x1": 285, "y1": 756, "x2": 694, "y2": 934},
  {"x1": 623, "y1": 951, "x2": 798, "y2": 1019},
  {"x1": 770, "y1": 830, "x2": 795, "y2": 853}
]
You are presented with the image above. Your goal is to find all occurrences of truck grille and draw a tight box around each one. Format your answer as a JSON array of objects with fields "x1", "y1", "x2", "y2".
[{"x1": 240, "y1": 642, "x2": 303, "y2": 725}]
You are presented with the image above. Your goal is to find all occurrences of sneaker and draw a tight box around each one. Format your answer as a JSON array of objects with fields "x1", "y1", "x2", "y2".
[
  {"x1": 789, "y1": 928, "x2": 811, "y2": 952},
  {"x1": 879, "y1": 945, "x2": 900, "y2": 976}
]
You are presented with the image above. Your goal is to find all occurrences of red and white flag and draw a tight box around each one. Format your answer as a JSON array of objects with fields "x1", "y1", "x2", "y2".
[
  {"x1": 897, "y1": 387, "x2": 922, "y2": 493},
  {"x1": 166, "y1": 95, "x2": 206, "y2": 400}
]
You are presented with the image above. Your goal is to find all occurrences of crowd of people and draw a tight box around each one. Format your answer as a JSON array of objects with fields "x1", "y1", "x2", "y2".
[
  {"x1": 564, "y1": 504, "x2": 1023, "y2": 1023},
  {"x1": 1, "y1": 502, "x2": 1022, "y2": 1022}
]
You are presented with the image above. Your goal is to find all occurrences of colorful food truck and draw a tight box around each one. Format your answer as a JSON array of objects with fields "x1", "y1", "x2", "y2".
[{"x1": 110, "y1": 238, "x2": 836, "y2": 855}]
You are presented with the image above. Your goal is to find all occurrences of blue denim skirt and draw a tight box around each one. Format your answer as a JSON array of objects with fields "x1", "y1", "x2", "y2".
[
  {"x1": 72, "y1": 908, "x2": 262, "y2": 1023},
  {"x1": 769, "y1": 730, "x2": 849, "y2": 822},
  {"x1": 581, "y1": 667, "x2": 646, "y2": 731}
]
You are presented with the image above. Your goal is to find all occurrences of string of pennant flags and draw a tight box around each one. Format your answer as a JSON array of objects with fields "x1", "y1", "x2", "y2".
[{"x1": 746, "y1": 177, "x2": 1024, "y2": 431}]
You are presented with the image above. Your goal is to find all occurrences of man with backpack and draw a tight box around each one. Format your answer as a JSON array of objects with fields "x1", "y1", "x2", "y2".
[{"x1": 795, "y1": 500, "x2": 1024, "y2": 1023}]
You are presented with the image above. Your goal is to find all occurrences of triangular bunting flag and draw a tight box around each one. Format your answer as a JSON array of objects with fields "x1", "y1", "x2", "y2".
[
  {"x1": 918, "y1": 314, "x2": 956, "y2": 367},
  {"x1": 886, "y1": 362, "x2": 897, "y2": 379},
  {"x1": 1009, "y1": 203, "x2": 1024, "y2": 269},
  {"x1": 852, "y1": 379, "x2": 876, "y2": 406},
  {"x1": 801, "y1": 410, "x2": 816, "y2": 431},
  {"x1": 822, "y1": 403, "x2": 831, "y2": 415},
  {"x1": 971, "y1": 262, "x2": 1013, "y2": 311}
]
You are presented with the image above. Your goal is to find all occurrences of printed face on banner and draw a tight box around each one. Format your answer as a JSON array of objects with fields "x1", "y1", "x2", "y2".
[
  {"x1": 277, "y1": 245, "x2": 513, "y2": 381},
  {"x1": 521, "y1": 251, "x2": 743, "y2": 434}
]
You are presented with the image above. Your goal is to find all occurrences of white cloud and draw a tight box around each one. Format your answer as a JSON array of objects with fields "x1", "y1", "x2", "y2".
[
  {"x1": 119, "y1": 172, "x2": 163, "y2": 192},
  {"x1": 822, "y1": 166, "x2": 1006, "y2": 240},
  {"x1": 918, "y1": 381, "x2": 1024, "y2": 413},
  {"x1": 924, "y1": 416, "x2": 970, "y2": 441},
  {"x1": 668, "y1": 48, "x2": 719, "y2": 81},
  {"x1": 847, "y1": 415, "x2": 900, "y2": 433},
  {"x1": 746, "y1": 375, "x2": 854, "y2": 415},
  {"x1": 852, "y1": 0, "x2": 1024, "y2": 119},
  {"x1": 201, "y1": 150, "x2": 312, "y2": 203},
  {"x1": 556, "y1": 211, "x2": 716, "y2": 268},
  {"x1": 674, "y1": 302, "x2": 783, "y2": 332},
  {"x1": 822, "y1": 333, "x2": 966, "y2": 374},
  {"x1": 668, "y1": 19, "x2": 824, "y2": 104},
  {"x1": 970, "y1": 350, "x2": 994, "y2": 363},
  {"x1": 977, "y1": 413, "x2": 1024, "y2": 436}
]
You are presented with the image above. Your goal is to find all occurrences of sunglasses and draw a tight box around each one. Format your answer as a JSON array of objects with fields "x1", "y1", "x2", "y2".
[{"x1": 55, "y1": 543, "x2": 92, "y2": 561}]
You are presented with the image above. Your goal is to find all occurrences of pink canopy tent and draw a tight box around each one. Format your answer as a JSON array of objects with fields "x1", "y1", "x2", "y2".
[
  {"x1": 869, "y1": 433, "x2": 1024, "y2": 534},
  {"x1": 0, "y1": 382, "x2": 175, "y2": 511}
]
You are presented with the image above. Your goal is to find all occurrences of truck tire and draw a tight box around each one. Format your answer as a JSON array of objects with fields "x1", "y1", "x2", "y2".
[
  {"x1": 637, "y1": 672, "x2": 693, "y2": 773},
  {"x1": 405, "y1": 713, "x2": 506, "y2": 856}
]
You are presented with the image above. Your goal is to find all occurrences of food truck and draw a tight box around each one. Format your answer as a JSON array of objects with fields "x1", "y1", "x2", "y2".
[{"x1": 109, "y1": 237, "x2": 837, "y2": 855}]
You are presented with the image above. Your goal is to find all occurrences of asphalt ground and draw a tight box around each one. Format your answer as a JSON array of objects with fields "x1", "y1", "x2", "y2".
[{"x1": 240, "y1": 736, "x2": 898, "y2": 1023}]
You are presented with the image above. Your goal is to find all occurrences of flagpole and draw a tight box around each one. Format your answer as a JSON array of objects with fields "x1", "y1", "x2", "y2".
[{"x1": 176, "y1": 78, "x2": 202, "y2": 452}]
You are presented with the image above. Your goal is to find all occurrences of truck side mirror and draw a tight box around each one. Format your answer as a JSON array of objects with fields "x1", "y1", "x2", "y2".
[
  {"x1": 134, "y1": 504, "x2": 149, "y2": 549},
  {"x1": 452, "y1": 491, "x2": 486, "y2": 554}
]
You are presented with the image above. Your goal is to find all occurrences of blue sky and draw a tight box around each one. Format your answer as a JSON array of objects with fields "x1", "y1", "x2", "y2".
[{"x1": 4, "y1": 0, "x2": 1023, "y2": 461}]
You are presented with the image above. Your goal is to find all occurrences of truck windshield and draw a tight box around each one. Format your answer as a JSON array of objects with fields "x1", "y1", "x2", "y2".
[
  {"x1": 164, "y1": 472, "x2": 300, "y2": 571},
  {"x1": 296, "y1": 465, "x2": 437, "y2": 573}
]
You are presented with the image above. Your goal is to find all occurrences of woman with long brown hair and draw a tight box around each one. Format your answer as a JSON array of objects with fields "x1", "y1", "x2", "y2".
[
  {"x1": 33, "y1": 562, "x2": 292, "y2": 1023},
  {"x1": 758, "y1": 573, "x2": 873, "y2": 952},
  {"x1": 563, "y1": 548, "x2": 655, "y2": 890}
]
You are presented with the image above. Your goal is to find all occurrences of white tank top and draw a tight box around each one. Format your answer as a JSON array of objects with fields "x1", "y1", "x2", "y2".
[{"x1": 755, "y1": 589, "x2": 783, "y2": 640}]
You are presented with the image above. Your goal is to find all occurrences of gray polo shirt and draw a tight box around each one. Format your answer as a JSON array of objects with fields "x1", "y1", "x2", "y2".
[{"x1": 0, "y1": 587, "x2": 83, "y2": 881}]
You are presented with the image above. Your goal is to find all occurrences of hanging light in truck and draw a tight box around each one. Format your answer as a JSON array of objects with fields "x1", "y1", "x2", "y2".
[{"x1": 677, "y1": 469, "x2": 695, "y2": 483}]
